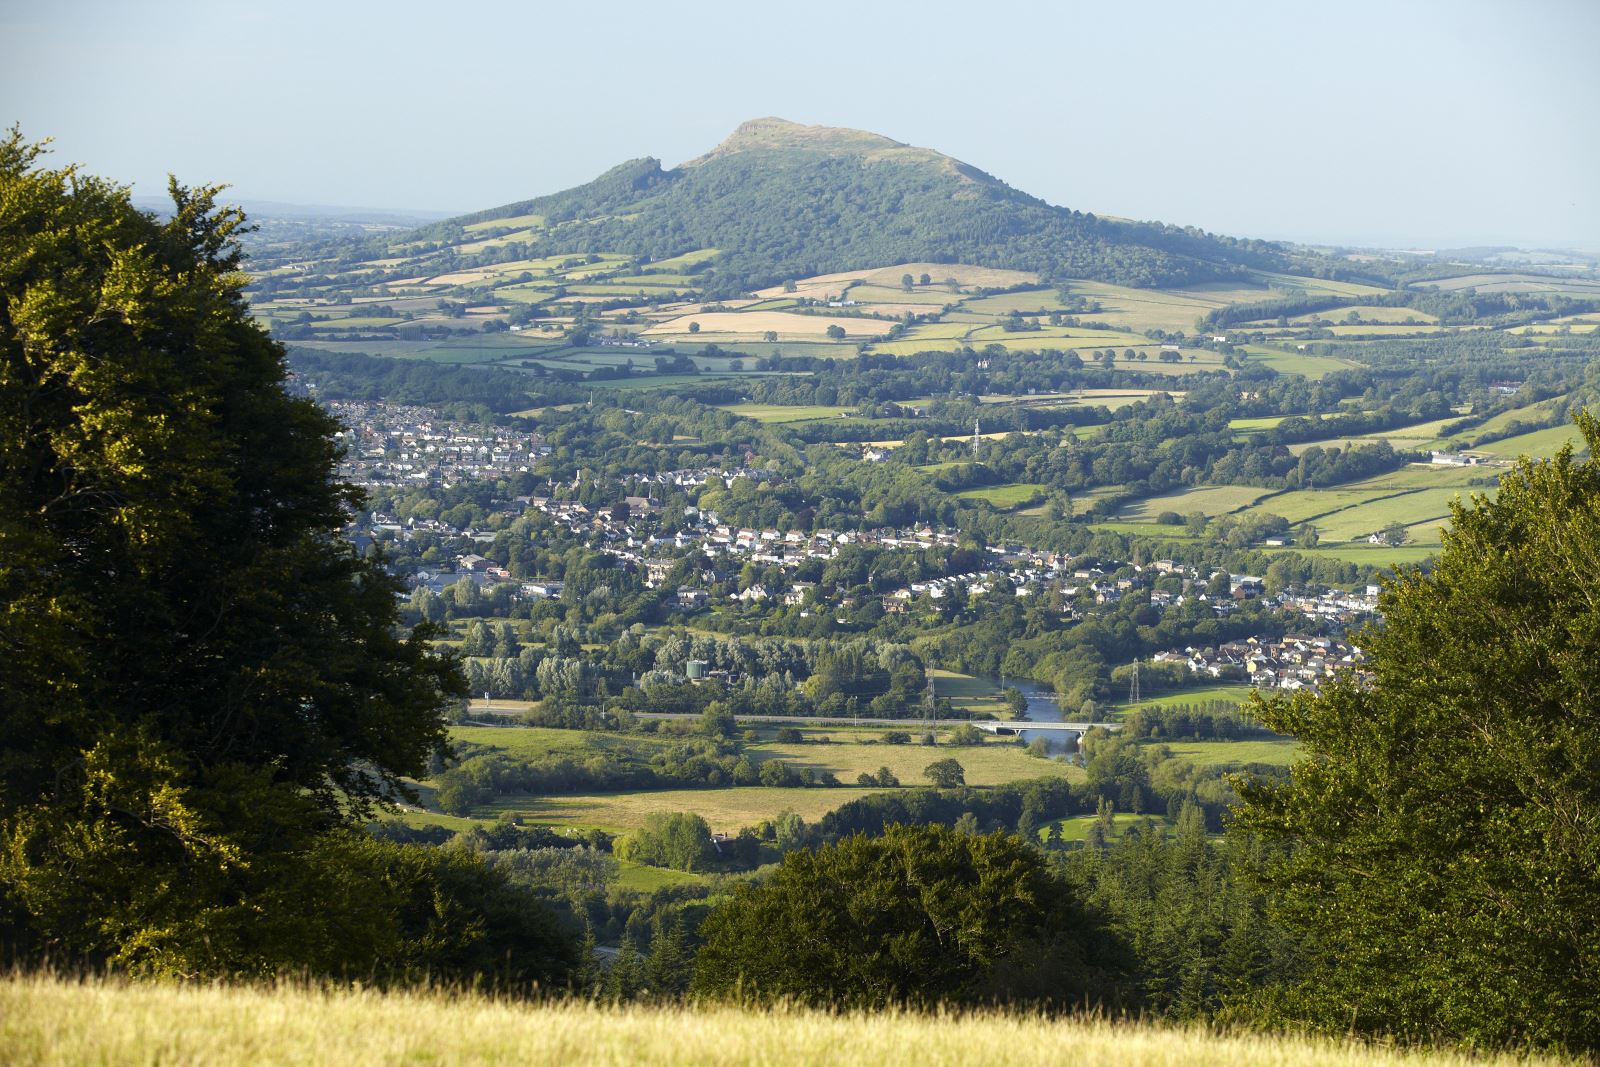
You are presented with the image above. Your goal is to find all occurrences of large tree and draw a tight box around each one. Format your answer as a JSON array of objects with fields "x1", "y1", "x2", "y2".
[
  {"x1": 0, "y1": 133, "x2": 523, "y2": 977},
  {"x1": 691, "y1": 824, "x2": 1128, "y2": 1008},
  {"x1": 1233, "y1": 415, "x2": 1600, "y2": 1051}
]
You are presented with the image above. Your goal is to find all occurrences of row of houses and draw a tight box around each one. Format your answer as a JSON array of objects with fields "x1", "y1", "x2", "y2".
[{"x1": 1152, "y1": 634, "x2": 1368, "y2": 693}]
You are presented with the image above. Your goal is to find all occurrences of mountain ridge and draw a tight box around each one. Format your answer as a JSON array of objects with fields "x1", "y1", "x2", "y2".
[{"x1": 413, "y1": 119, "x2": 1368, "y2": 296}]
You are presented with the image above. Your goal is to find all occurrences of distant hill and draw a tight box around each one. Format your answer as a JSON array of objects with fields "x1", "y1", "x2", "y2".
[{"x1": 414, "y1": 118, "x2": 1319, "y2": 296}]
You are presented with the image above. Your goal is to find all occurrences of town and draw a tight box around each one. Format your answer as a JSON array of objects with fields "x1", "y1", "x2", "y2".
[{"x1": 334, "y1": 400, "x2": 1379, "y2": 700}]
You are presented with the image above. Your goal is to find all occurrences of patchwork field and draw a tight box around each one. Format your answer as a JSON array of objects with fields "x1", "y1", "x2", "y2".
[
  {"x1": 1234, "y1": 467, "x2": 1493, "y2": 545},
  {"x1": 1117, "y1": 485, "x2": 1275, "y2": 520},
  {"x1": 644, "y1": 311, "x2": 890, "y2": 340}
]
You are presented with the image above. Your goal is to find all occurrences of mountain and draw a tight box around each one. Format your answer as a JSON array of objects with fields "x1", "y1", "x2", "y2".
[{"x1": 416, "y1": 118, "x2": 1316, "y2": 296}]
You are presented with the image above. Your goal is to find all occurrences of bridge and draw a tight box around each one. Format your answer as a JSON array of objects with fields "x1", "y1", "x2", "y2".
[
  {"x1": 972, "y1": 720, "x2": 1119, "y2": 735},
  {"x1": 626, "y1": 711, "x2": 1119, "y2": 733}
]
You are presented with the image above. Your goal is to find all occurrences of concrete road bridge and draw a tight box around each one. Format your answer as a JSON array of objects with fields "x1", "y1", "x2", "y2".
[{"x1": 623, "y1": 711, "x2": 1119, "y2": 733}]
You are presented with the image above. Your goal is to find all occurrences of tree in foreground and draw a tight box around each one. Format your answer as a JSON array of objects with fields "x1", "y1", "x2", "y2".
[
  {"x1": 0, "y1": 133, "x2": 569, "y2": 983},
  {"x1": 691, "y1": 824, "x2": 1128, "y2": 1009},
  {"x1": 1232, "y1": 415, "x2": 1600, "y2": 1051}
]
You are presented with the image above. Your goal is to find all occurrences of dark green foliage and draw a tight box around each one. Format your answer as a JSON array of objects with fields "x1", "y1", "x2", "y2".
[
  {"x1": 0, "y1": 134, "x2": 524, "y2": 978},
  {"x1": 692, "y1": 824, "x2": 1129, "y2": 1008},
  {"x1": 923, "y1": 758, "x2": 966, "y2": 787},
  {"x1": 615, "y1": 812, "x2": 714, "y2": 872},
  {"x1": 1232, "y1": 414, "x2": 1600, "y2": 1051},
  {"x1": 286, "y1": 348, "x2": 551, "y2": 411},
  {"x1": 1060, "y1": 807, "x2": 1298, "y2": 1019}
]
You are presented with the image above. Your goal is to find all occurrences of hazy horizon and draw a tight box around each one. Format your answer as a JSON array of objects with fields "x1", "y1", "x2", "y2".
[{"x1": 6, "y1": 0, "x2": 1598, "y2": 250}]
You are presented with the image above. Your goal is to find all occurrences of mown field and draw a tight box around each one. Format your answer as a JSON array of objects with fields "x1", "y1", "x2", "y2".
[
  {"x1": 6, "y1": 976, "x2": 1567, "y2": 1067},
  {"x1": 954, "y1": 482, "x2": 1048, "y2": 507}
]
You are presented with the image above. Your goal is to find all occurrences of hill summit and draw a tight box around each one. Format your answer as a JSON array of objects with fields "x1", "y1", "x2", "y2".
[{"x1": 431, "y1": 118, "x2": 1297, "y2": 296}]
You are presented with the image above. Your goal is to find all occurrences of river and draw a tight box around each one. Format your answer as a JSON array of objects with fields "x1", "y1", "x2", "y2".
[{"x1": 978, "y1": 676, "x2": 1084, "y2": 750}]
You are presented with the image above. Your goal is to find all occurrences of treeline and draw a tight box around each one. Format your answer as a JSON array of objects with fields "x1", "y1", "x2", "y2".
[
  {"x1": 1200, "y1": 287, "x2": 1600, "y2": 331},
  {"x1": 286, "y1": 348, "x2": 574, "y2": 411},
  {"x1": 1120, "y1": 701, "x2": 1259, "y2": 740},
  {"x1": 433, "y1": 735, "x2": 845, "y2": 815}
]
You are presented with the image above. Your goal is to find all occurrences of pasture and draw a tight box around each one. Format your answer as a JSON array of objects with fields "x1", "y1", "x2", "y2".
[
  {"x1": 954, "y1": 482, "x2": 1047, "y2": 507},
  {"x1": 1116, "y1": 684, "x2": 1259, "y2": 711},
  {"x1": 748, "y1": 737, "x2": 1078, "y2": 789},
  {"x1": 481, "y1": 785, "x2": 882, "y2": 835},
  {"x1": 1159, "y1": 739, "x2": 1302, "y2": 767},
  {"x1": 1233, "y1": 464, "x2": 1494, "y2": 545},
  {"x1": 1117, "y1": 485, "x2": 1275, "y2": 520},
  {"x1": 1478, "y1": 421, "x2": 1587, "y2": 459},
  {"x1": 718, "y1": 403, "x2": 855, "y2": 423},
  {"x1": 1239, "y1": 345, "x2": 1361, "y2": 379}
]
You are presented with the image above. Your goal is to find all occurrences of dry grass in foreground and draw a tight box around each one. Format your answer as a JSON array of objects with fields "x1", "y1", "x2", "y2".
[{"x1": 0, "y1": 975, "x2": 1571, "y2": 1067}]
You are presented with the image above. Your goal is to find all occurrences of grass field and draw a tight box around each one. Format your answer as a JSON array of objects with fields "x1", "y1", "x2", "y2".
[
  {"x1": 1116, "y1": 684, "x2": 1258, "y2": 711},
  {"x1": 10, "y1": 976, "x2": 1559, "y2": 1067},
  {"x1": 481, "y1": 786, "x2": 883, "y2": 835},
  {"x1": 1239, "y1": 345, "x2": 1361, "y2": 379},
  {"x1": 1118, "y1": 485, "x2": 1275, "y2": 520},
  {"x1": 1043, "y1": 811, "x2": 1151, "y2": 842},
  {"x1": 750, "y1": 737, "x2": 1076, "y2": 788},
  {"x1": 1467, "y1": 395, "x2": 1569, "y2": 437},
  {"x1": 1259, "y1": 543, "x2": 1439, "y2": 566},
  {"x1": 717, "y1": 403, "x2": 855, "y2": 423},
  {"x1": 1159, "y1": 739, "x2": 1302, "y2": 766},
  {"x1": 954, "y1": 482, "x2": 1047, "y2": 507},
  {"x1": 1478, "y1": 422, "x2": 1587, "y2": 459}
]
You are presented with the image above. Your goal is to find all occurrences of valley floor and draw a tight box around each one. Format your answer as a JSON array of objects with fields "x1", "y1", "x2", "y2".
[{"x1": 2, "y1": 976, "x2": 1571, "y2": 1067}]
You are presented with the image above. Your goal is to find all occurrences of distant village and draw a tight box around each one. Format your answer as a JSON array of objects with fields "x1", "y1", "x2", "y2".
[{"x1": 335, "y1": 403, "x2": 1380, "y2": 695}]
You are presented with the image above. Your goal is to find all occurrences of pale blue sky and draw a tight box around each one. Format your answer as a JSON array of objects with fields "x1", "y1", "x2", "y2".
[{"x1": 4, "y1": 0, "x2": 1597, "y2": 248}]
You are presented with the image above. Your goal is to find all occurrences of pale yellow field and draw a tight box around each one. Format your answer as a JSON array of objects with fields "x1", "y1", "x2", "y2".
[
  {"x1": 860, "y1": 262, "x2": 1040, "y2": 289},
  {"x1": 3, "y1": 976, "x2": 1570, "y2": 1067},
  {"x1": 485, "y1": 785, "x2": 879, "y2": 835},
  {"x1": 463, "y1": 211, "x2": 545, "y2": 232},
  {"x1": 750, "y1": 739, "x2": 1078, "y2": 788},
  {"x1": 643, "y1": 311, "x2": 890, "y2": 339},
  {"x1": 752, "y1": 268, "x2": 876, "y2": 300}
]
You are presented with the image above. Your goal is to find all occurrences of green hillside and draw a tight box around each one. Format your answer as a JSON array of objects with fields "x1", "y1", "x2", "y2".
[{"x1": 414, "y1": 117, "x2": 1323, "y2": 295}]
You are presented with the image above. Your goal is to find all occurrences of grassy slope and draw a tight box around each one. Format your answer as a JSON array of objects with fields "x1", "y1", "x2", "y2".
[{"x1": 3, "y1": 977, "x2": 1568, "y2": 1067}]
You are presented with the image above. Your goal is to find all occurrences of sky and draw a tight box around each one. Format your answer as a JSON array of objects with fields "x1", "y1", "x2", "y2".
[{"x1": 4, "y1": 0, "x2": 1598, "y2": 249}]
